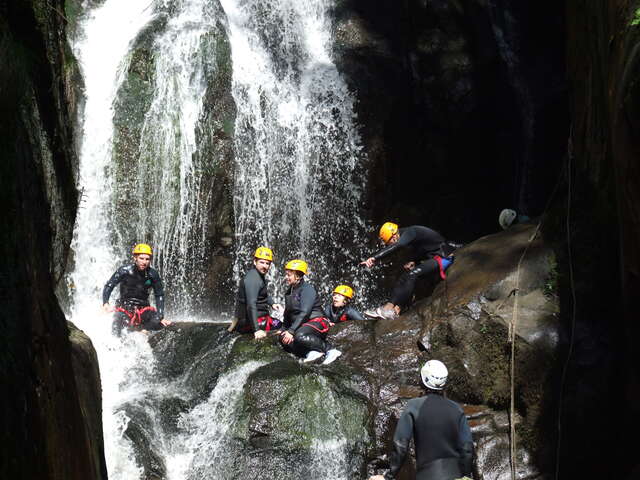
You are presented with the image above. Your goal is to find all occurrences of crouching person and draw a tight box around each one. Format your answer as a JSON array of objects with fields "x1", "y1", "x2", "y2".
[
  {"x1": 324, "y1": 284, "x2": 365, "y2": 325},
  {"x1": 279, "y1": 260, "x2": 341, "y2": 365},
  {"x1": 230, "y1": 246, "x2": 283, "y2": 340},
  {"x1": 102, "y1": 243, "x2": 172, "y2": 336}
]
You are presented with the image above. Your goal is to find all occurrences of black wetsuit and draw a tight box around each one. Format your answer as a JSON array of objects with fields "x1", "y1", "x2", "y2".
[
  {"x1": 385, "y1": 393, "x2": 474, "y2": 480},
  {"x1": 372, "y1": 225, "x2": 450, "y2": 307},
  {"x1": 323, "y1": 303, "x2": 365, "y2": 323},
  {"x1": 102, "y1": 264, "x2": 165, "y2": 335},
  {"x1": 280, "y1": 279, "x2": 328, "y2": 356},
  {"x1": 235, "y1": 267, "x2": 274, "y2": 333}
]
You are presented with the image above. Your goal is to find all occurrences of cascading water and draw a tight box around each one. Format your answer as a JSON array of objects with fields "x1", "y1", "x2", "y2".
[
  {"x1": 69, "y1": 0, "x2": 369, "y2": 478},
  {"x1": 110, "y1": 0, "x2": 228, "y2": 313},
  {"x1": 221, "y1": 0, "x2": 370, "y2": 297},
  {"x1": 70, "y1": 2, "x2": 158, "y2": 476}
]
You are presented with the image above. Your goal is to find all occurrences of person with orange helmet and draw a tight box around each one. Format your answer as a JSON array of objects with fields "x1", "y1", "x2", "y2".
[
  {"x1": 279, "y1": 260, "x2": 341, "y2": 365},
  {"x1": 361, "y1": 223, "x2": 456, "y2": 320},
  {"x1": 230, "y1": 246, "x2": 283, "y2": 339},
  {"x1": 102, "y1": 243, "x2": 172, "y2": 335}
]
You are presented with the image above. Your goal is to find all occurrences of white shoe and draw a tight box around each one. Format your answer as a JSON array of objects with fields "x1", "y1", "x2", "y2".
[
  {"x1": 321, "y1": 349, "x2": 342, "y2": 365},
  {"x1": 303, "y1": 350, "x2": 324, "y2": 363},
  {"x1": 364, "y1": 307, "x2": 385, "y2": 319},
  {"x1": 365, "y1": 307, "x2": 398, "y2": 320}
]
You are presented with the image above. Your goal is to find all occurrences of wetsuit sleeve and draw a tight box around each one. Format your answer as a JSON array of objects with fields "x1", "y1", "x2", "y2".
[
  {"x1": 244, "y1": 272, "x2": 262, "y2": 332},
  {"x1": 151, "y1": 270, "x2": 165, "y2": 320},
  {"x1": 372, "y1": 229, "x2": 416, "y2": 261},
  {"x1": 287, "y1": 285, "x2": 317, "y2": 334},
  {"x1": 384, "y1": 402, "x2": 417, "y2": 480},
  {"x1": 346, "y1": 306, "x2": 366, "y2": 321},
  {"x1": 458, "y1": 412, "x2": 474, "y2": 476},
  {"x1": 102, "y1": 267, "x2": 126, "y2": 304}
]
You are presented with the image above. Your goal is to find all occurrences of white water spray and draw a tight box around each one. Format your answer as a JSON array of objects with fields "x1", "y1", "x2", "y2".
[
  {"x1": 220, "y1": 0, "x2": 369, "y2": 296},
  {"x1": 70, "y1": 1, "x2": 157, "y2": 477}
]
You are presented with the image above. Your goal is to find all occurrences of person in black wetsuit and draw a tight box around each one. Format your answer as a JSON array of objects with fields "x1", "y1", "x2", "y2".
[
  {"x1": 279, "y1": 259, "x2": 342, "y2": 365},
  {"x1": 369, "y1": 360, "x2": 474, "y2": 480},
  {"x1": 361, "y1": 222, "x2": 455, "y2": 320},
  {"x1": 230, "y1": 246, "x2": 283, "y2": 340},
  {"x1": 102, "y1": 243, "x2": 172, "y2": 336},
  {"x1": 323, "y1": 284, "x2": 365, "y2": 324}
]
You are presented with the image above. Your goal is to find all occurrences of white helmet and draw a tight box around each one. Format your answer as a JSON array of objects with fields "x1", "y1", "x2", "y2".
[
  {"x1": 498, "y1": 208, "x2": 517, "y2": 230},
  {"x1": 420, "y1": 360, "x2": 448, "y2": 390}
]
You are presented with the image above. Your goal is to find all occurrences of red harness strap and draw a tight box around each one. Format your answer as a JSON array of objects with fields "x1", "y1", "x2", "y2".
[
  {"x1": 303, "y1": 317, "x2": 330, "y2": 334},
  {"x1": 115, "y1": 305, "x2": 157, "y2": 327},
  {"x1": 257, "y1": 315, "x2": 274, "y2": 332},
  {"x1": 339, "y1": 313, "x2": 348, "y2": 323},
  {"x1": 433, "y1": 255, "x2": 447, "y2": 280}
]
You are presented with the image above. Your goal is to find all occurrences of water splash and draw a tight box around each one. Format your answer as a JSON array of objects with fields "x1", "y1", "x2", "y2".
[
  {"x1": 110, "y1": 0, "x2": 227, "y2": 313},
  {"x1": 166, "y1": 360, "x2": 266, "y2": 479},
  {"x1": 70, "y1": 1, "x2": 157, "y2": 477},
  {"x1": 220, "y1": 0, "x2": 370, "y2": 299}
]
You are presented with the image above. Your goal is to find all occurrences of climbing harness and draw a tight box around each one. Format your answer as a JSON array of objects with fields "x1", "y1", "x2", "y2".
[
  {"x1": 302, "y1": 317, "x2": 330, "y2": 334},
  {"x1": 115, "y1": 305, "x2": 156, "y2": 327}
]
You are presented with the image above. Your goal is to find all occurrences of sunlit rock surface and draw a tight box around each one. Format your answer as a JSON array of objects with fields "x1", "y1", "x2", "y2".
[{"x1": 119, "y1": 223, "x2": 558, "y2": 479}]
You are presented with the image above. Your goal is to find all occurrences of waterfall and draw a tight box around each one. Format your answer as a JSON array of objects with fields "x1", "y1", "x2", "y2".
[
  {"x1": 220, "y1": 0, "x2": 370, "y2": 297},
  {"x1": 69, "y1": 0, "x2": 367, "y2": 478},
  {"x1": 165, "y1": 360, "x2": 265, "y2": 479},
  {"x1": 70, "y1": 1, "x2": 157, "y2": 477}
]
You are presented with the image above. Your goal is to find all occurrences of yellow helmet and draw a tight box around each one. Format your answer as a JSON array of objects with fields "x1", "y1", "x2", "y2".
[
  {"x1": 379, "y1": 222, "x2": 399, "y2": 244},
  {"x1": 132, "y1": 243, "x2": 153, "y2": 256},
  {"x1": 284, "y1": 259, "x2": 308, "y2": 275},
  {"x1": 254, "y1": 246, "x2": 273, "y2": 261},
  {"x1": 333, "y1": 285, "x2": 354, "y2": 299}
]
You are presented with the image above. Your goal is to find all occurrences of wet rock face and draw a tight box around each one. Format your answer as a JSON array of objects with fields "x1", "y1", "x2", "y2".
[
  {"x1": 0, "y1": 1, "x2": 105, "y2": 478},
  {"x1": 132, "y1": 227, "x2": 558, "y2": 478},
  {"x1": 332, "y1": 0, "x2": 567, "y2": 240}
]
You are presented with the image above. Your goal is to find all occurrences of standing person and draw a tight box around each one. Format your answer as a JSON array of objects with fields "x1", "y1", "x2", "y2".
[
  {"x1": 361, "y1": 222, "x2": 455, "y2": 320},
  {"x1": 102, "y1": 243, "x2": 172, "y2": 336},
  {"x1": 279, "y1": 259, "x2": 342, "y2": 365},
  {"x1": 230, "y1": 246, "x2": 283, "y2": 340},
  {"x1": 323, "y1": 284, "x2": 366, "y2": 324},
  {"x1": 369, "y1": 360, "x2": 474, "y2": 480}
]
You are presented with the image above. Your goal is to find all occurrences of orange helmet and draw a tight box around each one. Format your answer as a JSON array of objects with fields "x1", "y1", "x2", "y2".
[{"x1": 379, "y1": 222, "x2": 399, "y2": 244}]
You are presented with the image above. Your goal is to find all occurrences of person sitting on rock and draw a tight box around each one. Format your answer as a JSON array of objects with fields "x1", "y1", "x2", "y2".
[
  {"x1": 229, "y1": 246, "x2": 283, "y2": 340},
  {"x1": 279, "y1": 259, "x2": 342, "y2": 365},
  {"x1": 361, "y1": 222, "x2": 455, "y2": 320},
  {"x1": 369, "y1": 359, "x2": 474, "y2": 480},
  {"x1": 102, "y1": 243, "x2": 172, "y2": 336},
  {"x1": 323, "y1": 284, "x2": 365, "y2": 325}
]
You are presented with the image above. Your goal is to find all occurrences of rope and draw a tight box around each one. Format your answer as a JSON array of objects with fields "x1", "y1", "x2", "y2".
[
  {"x1": 508, "y1": 221, "x2": 542, "y2": 479},
  {"x1": 505, "y1": 138, "x2": 568, "y2": 479},
  {"x1": 555, "y1": 129, "x2": 577, "y2": 480}
]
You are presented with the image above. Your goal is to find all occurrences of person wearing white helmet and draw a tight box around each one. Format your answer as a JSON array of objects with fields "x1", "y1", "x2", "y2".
[
  {"x1": 498, "y1": 208, "x2": 530, "y2": 230},
  {"x1": 369, "y1": 360, "x2": 474, "y2": 480}
]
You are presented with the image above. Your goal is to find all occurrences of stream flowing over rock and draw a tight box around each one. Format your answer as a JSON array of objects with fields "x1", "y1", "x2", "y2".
[
  {"x1": 116, "y1": 224, "x2": 559, "y2": 479},
  {"x1": 4, "y1": 0, "x2": 640, "y2": 478}
]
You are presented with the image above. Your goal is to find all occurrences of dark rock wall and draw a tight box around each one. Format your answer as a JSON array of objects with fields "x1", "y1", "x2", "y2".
[
  {"x1": 562, "y1": 1, "x2": 640, "y2": 478},
  {"x1": 333, "y1": 0, "x2": 567, "y2": 241},
  {"x1": 0, "y1": 1, "x2": 105, "y2": 478}
]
